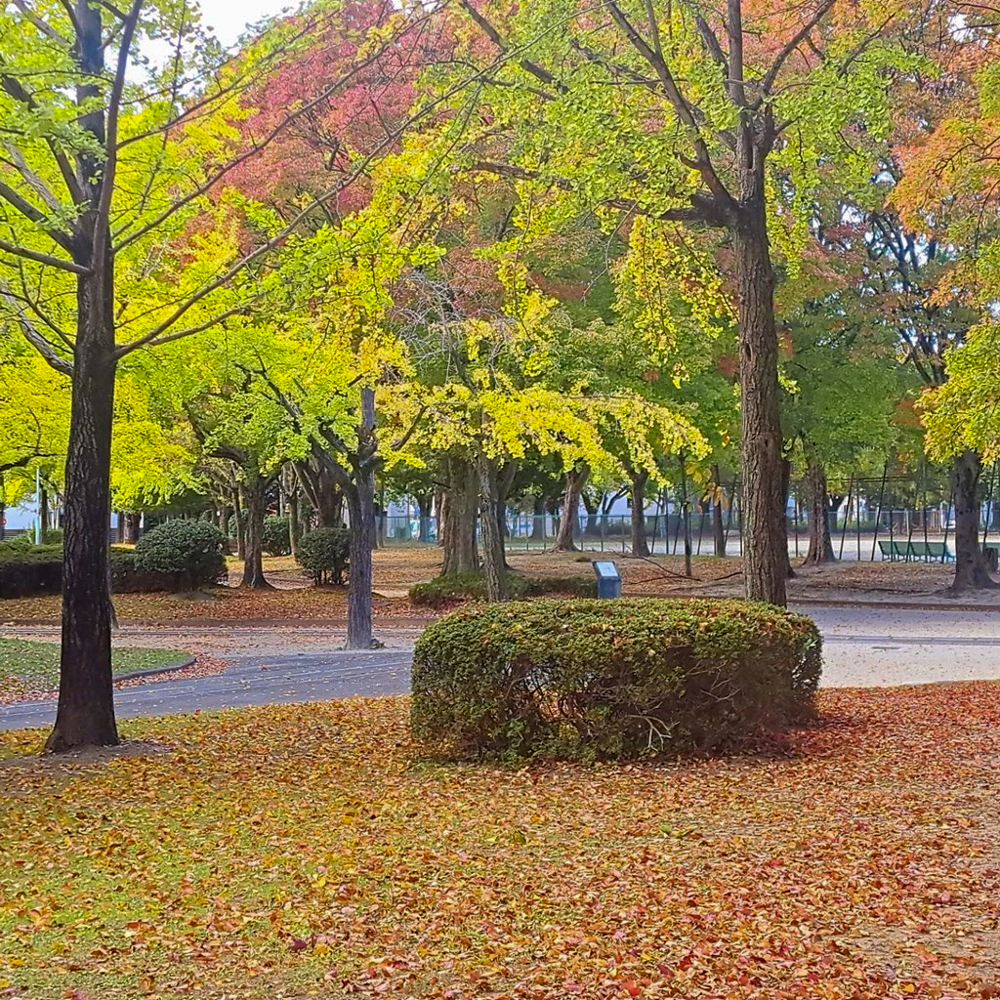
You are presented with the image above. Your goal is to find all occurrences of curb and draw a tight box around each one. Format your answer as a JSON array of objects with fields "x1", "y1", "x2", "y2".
[{"x1": 112, "y1": 657, "x2": 196, "y2": 683}]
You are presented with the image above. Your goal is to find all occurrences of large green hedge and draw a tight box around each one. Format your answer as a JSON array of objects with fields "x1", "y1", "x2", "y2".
[
  {"x1": 0, "y1": 549, "x2": 63, "y2": 598},
  {"x1": 411, "y1": 598, "x2": 822, "y2": 761}
]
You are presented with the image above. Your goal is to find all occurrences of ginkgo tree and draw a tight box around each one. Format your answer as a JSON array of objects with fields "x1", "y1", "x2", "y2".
[
  {"x1": 0, "y1": 0, "x2": 449, "y2": 749},
  {"x1": 434, "y1": 0, "x2": 917, "y2": 605}
]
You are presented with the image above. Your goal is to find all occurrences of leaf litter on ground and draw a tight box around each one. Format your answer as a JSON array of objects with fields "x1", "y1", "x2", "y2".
[{"x1": 0, "y1": 683, "x2": 998, "y2": 999}]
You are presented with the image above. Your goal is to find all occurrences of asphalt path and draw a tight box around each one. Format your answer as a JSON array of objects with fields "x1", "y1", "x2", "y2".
[{"x1": 2, "y1": 605, "x2": 999, "y2": 731}]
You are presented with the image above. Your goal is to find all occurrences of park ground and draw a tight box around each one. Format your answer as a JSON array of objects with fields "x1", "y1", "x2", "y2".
[
  {"x1": 2, "y1": 550, "x2": 1000, "y2": 999},
  {"x1": 1, "y1": 687, "x2": 999, "y2": 1000}
]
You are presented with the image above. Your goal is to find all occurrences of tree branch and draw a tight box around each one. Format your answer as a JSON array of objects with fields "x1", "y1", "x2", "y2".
[
  {"x1": 0, "y1": 180, "x2": 76, "y2": 253},
  {"x1": 0, "y1": 277, "x2": 74, "y2": 375},
  {"x1": 0, "y1": 237, "x2": 90, "y2": 274},
  {"x1": 759, "y1": 0, "x2": 837, "y2": 99}
]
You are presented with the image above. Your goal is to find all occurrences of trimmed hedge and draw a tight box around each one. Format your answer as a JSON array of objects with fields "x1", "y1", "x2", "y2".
[
  {"x1": 134, "y1": 520, "x2": 227, "y2": 590},
  {"x1": 296, "y1": 526, "x2": 350, "y2": 585},
  {"x1": 409, "y1": 572, "x2": 597, "y2": 608},
  {"x1": 0, "y1": 550, "x2": 63, "y2": 598},
  {"x1": 411, "y1": 598, "x2": 822, "y2": 761},
  {"x1": 109, "y1": 548, "x2": 178, "y2": 594}
]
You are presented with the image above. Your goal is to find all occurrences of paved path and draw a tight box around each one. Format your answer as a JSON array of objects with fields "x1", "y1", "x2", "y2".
[{"x1": 2, "y1": 606, "x2": 999, "y2": 731}]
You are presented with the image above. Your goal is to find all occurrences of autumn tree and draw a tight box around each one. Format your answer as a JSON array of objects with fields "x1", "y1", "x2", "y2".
[
  {"x1": 436, "y1": 0, "x2": 913, "y2": 604},
  {"x1": 0, "y1": 0, "x2": 448, "y2": 748}
]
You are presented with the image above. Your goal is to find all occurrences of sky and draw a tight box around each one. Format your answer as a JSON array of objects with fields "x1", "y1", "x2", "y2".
[{"x1": 199, "y1": 0, "x2": 297, "y2": 45}]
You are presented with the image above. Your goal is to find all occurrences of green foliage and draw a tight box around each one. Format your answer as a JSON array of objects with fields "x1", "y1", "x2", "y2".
[
  {"x1": 296, "y1": 526, "x2": 350, "y2": 585},
  {"x1": 0, "y1": 550, "x2": 63, "y2": 598},
  {"x1": 133, "y1": 521, "x2": 227, "y2": 591},
  {"x1": 0, "y1": 533, "x2": 38, "y2": 553},
  {"x1": 261, "y1": 516, "x2": 292, "y2": 556},
  {"x1": 109, "y1": 548, "x2": 178, "y2": 595},
  {"x1": 411, "y1": 598, "x2": 821, "y2": 761},
  {"x1": 409, "y1": 572, "x2": 596, "y2": 608}
]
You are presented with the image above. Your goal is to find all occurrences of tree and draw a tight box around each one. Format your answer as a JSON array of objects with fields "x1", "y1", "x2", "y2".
[
  {"x1": 440, "y1": 0, "x2": 907, "y2": 604},
  {"x1": 0, "y1": 0, "x2": 443, "y2": 748}
]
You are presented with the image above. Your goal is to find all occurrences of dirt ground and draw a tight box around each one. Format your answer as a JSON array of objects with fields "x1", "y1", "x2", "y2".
[{"x1": 0, "y1": 546, "x2": 992, "y2": 627}]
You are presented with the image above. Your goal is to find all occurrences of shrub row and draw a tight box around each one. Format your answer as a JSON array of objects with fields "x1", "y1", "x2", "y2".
[
  {"x1": 411, "y1": 598, "x2": 822, "y2": 761},
  {"x1": 0, "y1": 521, "x2": 228, "y2": 598},
  {"x1": 0, "y1": 548, "x2": 63, "y2": 598},
  {"x1": 409, "y1": 571, "x2": 597, "y2": 608}
]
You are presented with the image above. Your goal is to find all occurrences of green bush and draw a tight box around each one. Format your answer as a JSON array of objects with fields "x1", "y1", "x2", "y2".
[
  {"x1": 296, "y1": 526, "x2": 350, "y2": 585},
  {"x1": 41, "y1": 527, "x2": 63, "y2": 546},
  {"x1": 0, "y1": 550, "x2": 63, "y2": 598},
  {"x1": 133, "y1": 520, "x2": 227, "y2": 590},
  {"x1": 411, "y1": 598, "x2": 822, "y2": 761},
  {"x1": 409, "y1": 571, "x2": 596, "y2": 608},
  {"x1": 109, "y1": 548, "x2": 178, "y2": 593},
  {"x1": 261, "y1": 516, "x2": 292, "y2": 556},
  {"x1": 0, "y1": 533, "x2": 37, "y2": 553}
]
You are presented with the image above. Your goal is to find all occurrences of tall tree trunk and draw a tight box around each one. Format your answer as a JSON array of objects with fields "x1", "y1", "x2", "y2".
[
  {"x1": 47, "y1": 270, "x2": 119, "y2": 751},
  {"x1": 416, "y1": 492, "x2": 433, "y2": 542},
  {"x1": 477, "y1": 453, "x2": 508, "y2": 601},
  {"x1": 629, "y1": 469, "x2": 650, "y2": 557},
  {"x1": 530, "y1": 494, "x2": 547, "y2": 540},
  {"x1": 239, "y1": 475, "x2": 271, "y2": 589},
  {"x1": 802, "y1": 459, "x2": 836, "y2": 566},
  {"x1": 951, "y1": 450, "x2": 998, "y2": 592},
  {"x1": 712, "y1": 464, "x2": 726, "y2": 558},
  {"x1": 442, "y1": 456, "x2": 479, "y2": 574},
  {"x1": 217, "y1": 504, "x2": 230, "y2": 553},
  {"x1": 232, "y1": 488, "x2": 245, "y2": 561},
  {"x1": 38, "y1": 486, "x2": 49, "y2": 543},
  {"x1": 287, "y1": 489, "x2": 300, "y2": 560},
  {"x1": 346, "y1": 387, "x2": 377, "y2": 649},
  {"x1": 582, "y1": 491, "x2": 601, "y2": 536},
  {"x1": 552, "y1": 465, "x2": 588, "y2": 552},
  {"x1": 734, "y1": 199, "x2": 787, "y2": 606}
]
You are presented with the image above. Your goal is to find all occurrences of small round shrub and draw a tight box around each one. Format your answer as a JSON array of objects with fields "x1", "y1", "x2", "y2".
[
  {"x1": 261, "y1": 515, "x2": 292, "y2": 556},
  {"x1": 411, "y1": 598, "x2": 822, "y2": 761},
  {"x1": 41, "y1": 527, "x2": 63, "y2": 546},
  {"x1": 134, "y1": 520, "x2": 227, "y2": 590},
  {"x1": 296, "y1": 526, "x2": 350, "y2": 585}
]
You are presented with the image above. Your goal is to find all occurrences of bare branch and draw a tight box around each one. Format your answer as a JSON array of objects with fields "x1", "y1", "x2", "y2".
[
  {"x1": 11, "y1": 1, "x2": 68, "y2": 43},
  {"x1": 114, "y1": 296, "x2": 261, "y2": 358},
  {"x1": 759, "y1": 0, "x2": 837, "y2": 99},
  {"x1": 0, "y1": 236, "x2": 90, "y2": 274},
  {"x1": 0, "y1": 277, "x2": 74, "y2": 375},
  {"x1": 93, "y1": 0, "x2": 142, "y2": 265},
  {"x1": 0, "y1": 180, "x2": 76, "y2": 253}
]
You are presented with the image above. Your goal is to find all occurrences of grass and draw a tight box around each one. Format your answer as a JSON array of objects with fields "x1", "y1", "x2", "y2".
[
  {"x1": 0, "y1": 638, "x2": 189, "y2": 697},
  {"x1": 0, "y1": 686, "x2": 998, "y2": 999}
]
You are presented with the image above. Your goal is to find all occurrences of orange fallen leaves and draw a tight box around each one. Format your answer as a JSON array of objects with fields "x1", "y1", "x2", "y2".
[{"x1": 0, "y1": 682, "x2": 998, "y2": 999}]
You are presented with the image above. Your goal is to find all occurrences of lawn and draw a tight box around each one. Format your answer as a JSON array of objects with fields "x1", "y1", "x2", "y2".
[
  {"x1": 0, "y1": 639, "x2": 189, "y2": 700},
  {"x1": 1, "y1": 686, "x2": 997, "y2": 999}
]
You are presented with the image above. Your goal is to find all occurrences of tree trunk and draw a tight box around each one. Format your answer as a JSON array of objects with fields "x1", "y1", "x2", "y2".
[
  {"x1": 232, "y1": 488, "x2": 245, "y2": 561},
  {"x1": 712, "y1": 464, "x2": 726, "y2": 558},
  {"x1": 530, "y1": 494, "x2": 547, "y2": 540},
  {"x1": 442, "y1": 456, "x2": 479, "y2": 574},
  {"x1": 582, "y1": 490, "x2": 601, "y2": 536},
  {"x1": 38, "y1": 486, "x2": 49, "y2": 543},
  {"x1": 477, "y1": 453, "x2": 509, "y2": 601},
  {"x1": 239, "y1": 476, "x2": 271, "y2": 589},
  {"x1": 46, "y1": 270, "x2": 119, "y2": 752},
  {"x1": 802, "y1": 459, "x2": 836, "y2": 566},
  {"x1": 552, "y1": 465, "x2": 588, "y2": 552},
  {"x1": 733, "y1": 199, "x2": 787, "y2": 606},
  {"x1": 629, "y1": 469, "x2": 650, "y2": 557},
  {"x1": 416, "y1": 492, "x2": 433, "y2": 542},
  {"x1": 950, "y1": 450, "x2": 998, "y2": 592},
  {"x1": 346, "y1": 386, "x2": 377, "y2": 649},
  {"x1": 287, "y1": 490, "x2": 300, "y2": 560}
]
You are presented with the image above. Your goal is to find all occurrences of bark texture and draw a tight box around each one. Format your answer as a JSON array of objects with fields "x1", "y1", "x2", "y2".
[
  {"x1": 239, "y1": 475, "x2": 272, "y2": 589},
  {"x1": 477, "y1": 453, "x2": 508, "y2": 601},
  {"x1": 629, "y1": 469, "x2": 650, "y2": 557},
  {"x1": 442, "y1": 457, "x2": 479, "y2": 574},
  {"x1": 802, "y1": 460, "x2": 836, "y2": 566},
  {"x1": 552, "y1": 466, "x2": 588, "y2": 552},
  {"x1": 734, "y1": 199, "x2": 787, "y2": 606},
  {"x1": 950, "y1": 450, "x2": 998, "y2": 592}
]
